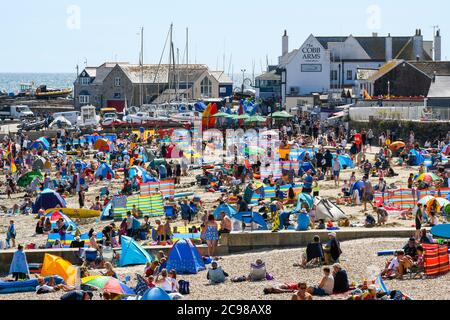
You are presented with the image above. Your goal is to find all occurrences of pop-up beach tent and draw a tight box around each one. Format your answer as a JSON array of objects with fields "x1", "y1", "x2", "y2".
[
  {"x1": 95, "y1": 163, "x2": 115, "y2": 179},
  {"x1": 166, "y1": 239, "x2": 206, "y2": 274},
  {"x1": 314, "y1": 197, "x2": 348, "y2": 221},
  {"x1": 40, "y1": 254, "x2": 77, "y2": 286},
  {"x1": 119, "y1": 236, "x2": 153, "y2": 267},
  {"x1": 32, "y1": 189, "x2": 67, "y2": 212}
]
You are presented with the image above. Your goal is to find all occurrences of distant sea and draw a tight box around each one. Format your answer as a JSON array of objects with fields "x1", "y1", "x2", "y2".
[
  {"x1": 0, "y1": 72, "x2": 247, "y2": 93},
  {"x1": 0, "y1": 73, "x2": 76, "y2": 93}
]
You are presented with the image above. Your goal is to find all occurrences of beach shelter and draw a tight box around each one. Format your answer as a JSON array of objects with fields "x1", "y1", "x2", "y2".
[
  {"x1": 213, "y1": 203, "x2": 237, "y2": 219},
  {"x1": 166, "y1": 239, "x2": 206, "y2": 274},
  {"x1": 32, "y1": 189, "x2": 67, "y2": 212},
  {"x1": 129, "y1": 166, "x2": 157, "y2": 183},
  {"x1": 45, "y1": 210, "x2": 77, "y2": 230},
  {"x1": 40, "y1": 254, "x2": 78, "y2": 286},
  {"x1": 119, "y1": 236, "x2": 153, "y2": 267},
  {"x1": 140, "y1": 287, "x2": 171, "y2": 301},
  {"x1": 296, "y1": 193, "x2": 314, "y2": 211},
  {"x1": 409, "y1": 149, "x2": 425, "y2": 166},
  {"x1": 17, "y1": 171, "x2": 43, "y2": 188},
  {"x1": 101, "y1": 202, "x2": 113, "y2": 221},
  {"x1": 30, "y1": 137, "x2": 50, "y2": 151},
  {"x1": 335, "y1": 154, "x2": 354, "y2": 169},
  {"x1": 95, "y1": 163, "x2": 115, "y2": 179},
  {"x1": 75, "y1": 160, "x2": 87, "y2": 172},
  {"x1": 94, "y1": 138, "x2": 110, "y2": 152},
  {"x1": 314, "y1": 197, "x2": 348, "y2": 221},
  {"x1": 32, "y1": 156, "x2": 47, "y2": 171},
  {"x1": 350, "y1": 180, "x2": 365, "y2": 199},
  {"x1": 299, "y1": 162, "x2": 316, "y2": 175},
  {"x1": 232, "y1": 212, "x2": 268, "y2": 230}
]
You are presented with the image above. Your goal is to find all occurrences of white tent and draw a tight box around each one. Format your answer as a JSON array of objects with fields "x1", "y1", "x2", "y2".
[{"x1": 314, "y1": 197, "x2": 347, "y2": 221}]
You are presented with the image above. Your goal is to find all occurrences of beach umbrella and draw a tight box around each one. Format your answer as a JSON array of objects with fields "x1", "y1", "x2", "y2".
[
  {"x1": 389, "y1": 141, "x2": 406, "y2": 151},
  {"x1": 213, "y1": 112, "x2": 232, "y2": 119},
  {"x1": 416, "y1": 173, "x2": 441, "y2": 183},
  {"x1": 245, "y1": 116, "x2": 267, "y2": 124},
  {"x1": 270, "y1": 111, "x2": 293, "y2": 119},
  {"x1": 17, "y1": 171, "x2": 43, "y2": 187},
  {"x1": 236, "y1": 114, "x2": 250, "y2": 120},
  {"x1": 81, "y1": 276, "x2": 134, "y2": 295}
]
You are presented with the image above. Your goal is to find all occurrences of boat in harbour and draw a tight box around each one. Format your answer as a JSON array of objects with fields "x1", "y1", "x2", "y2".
[{"x1": 35, "y1": 85, "x2": 72, "y2": 100}]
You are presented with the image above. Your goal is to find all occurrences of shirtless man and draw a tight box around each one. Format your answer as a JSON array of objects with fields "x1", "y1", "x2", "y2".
[
  {"x1": 219, "y1": 212, "x2": 232, "y2": 235},
  {"x1": 292, "y1": 282, "x2": 313, "y2": 300}
]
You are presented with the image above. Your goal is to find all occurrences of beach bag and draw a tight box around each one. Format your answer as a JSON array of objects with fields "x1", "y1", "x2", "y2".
[{"x1": 178, "y1": 280, "x2": 190, "y2": 295}]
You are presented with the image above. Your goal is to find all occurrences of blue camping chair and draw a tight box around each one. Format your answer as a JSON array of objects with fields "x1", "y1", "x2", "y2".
[{"x1": 165, "y1": 206, "x2": 175, "y2": 218}]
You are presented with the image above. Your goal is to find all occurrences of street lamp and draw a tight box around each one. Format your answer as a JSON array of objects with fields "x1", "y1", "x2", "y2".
[
  {"x1": 241, "y1": 69, "x2": 246, "y2": 94},
  {"x1": 387, "y1": 81, "x2": 391, "y2": 98}
]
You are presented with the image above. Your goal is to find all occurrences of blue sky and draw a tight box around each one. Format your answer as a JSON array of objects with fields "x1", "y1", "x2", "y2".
[{"x1": 1, "y1": 0, "x2": 448, "y2": 73}]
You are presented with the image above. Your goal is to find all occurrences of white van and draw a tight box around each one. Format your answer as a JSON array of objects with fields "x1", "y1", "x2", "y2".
[{"x1": 0, "y1": 105, "x2": 34, "y2": 120}]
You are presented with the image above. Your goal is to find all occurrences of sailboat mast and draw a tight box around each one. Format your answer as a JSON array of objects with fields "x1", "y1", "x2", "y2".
[
  {"x1": 140, "y1": 27, "x2": 144, "y2": 107},
  {"x1": 186, "y1": 27, "x2": 189, "y2": 101}
]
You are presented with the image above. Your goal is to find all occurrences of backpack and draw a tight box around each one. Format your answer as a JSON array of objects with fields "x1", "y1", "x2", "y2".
[{"x1": 178, "y1": 280, "x2": 190, "y2": 295}]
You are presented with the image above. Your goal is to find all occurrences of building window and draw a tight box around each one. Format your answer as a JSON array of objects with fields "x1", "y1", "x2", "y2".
[
  {"x1": 79, "y1": 95, "x2": 90, "y2": 104},
  {"x1": 80, "y1": 77, "x2": 90, "y2": 85},
  {"x1": 115, "y1": 77, "x2": 121, "y2": 87},
  {"x1": 200, "y1": 77, "x2": 212, "y2": 97},
  {"x1": 330, "y1": 70, "x2": 338, "y2": 81},
  {"x1": 114, "y1": 93, "x2": 121, "y2": 99},
  {"x1": 347, "y1": 70, "x2": 353, "y2": 81}
]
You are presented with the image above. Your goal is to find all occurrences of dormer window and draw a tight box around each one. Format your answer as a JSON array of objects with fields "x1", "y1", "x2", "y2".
[{"x1": 80, "y1": 77, "x2": 90, "y2": 85}]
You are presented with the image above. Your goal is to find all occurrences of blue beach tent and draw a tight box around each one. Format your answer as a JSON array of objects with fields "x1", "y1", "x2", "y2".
[
  {"x1": 95, "y1": 163, "x2": 115, "y2": 179},
  {"x1": 295, "y1": 193, "x2": 314, "y2": 212},
  {"x1": 119, "y1": 236, "x2": 153, "y2": 267},
  {"x1": 140, "y1": 287, "x2": 171, "y2": 301},
  {"x1": 299, "y1": 162, "x2": 316, "y2": 176},
  {"x1": 213, "y1": 204, "x2": 237, "y2": 219},
  {"x1": 32, "y1": 189, "x2": 67, "y2": 212},
  {"x1": 166, "y1": 239, "x2": 206, "y2": 274},
  {"x1": 29, "y1": 137, "x2": 50, "y2": 151},
  {"x1": 409, "y1": 149, "x2": 425, "y2": 166},
  {"x1": 233, "y1": 212, "x2": 268, "y2": 230}
]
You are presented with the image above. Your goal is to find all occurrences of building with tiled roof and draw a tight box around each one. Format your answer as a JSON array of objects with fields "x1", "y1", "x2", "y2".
[
  {"x1": 74, "y1": 63, "x2": 232, "y2": 110},
  {"x1": 272, "y1": 29, "x2": 441, "y2": 105}
]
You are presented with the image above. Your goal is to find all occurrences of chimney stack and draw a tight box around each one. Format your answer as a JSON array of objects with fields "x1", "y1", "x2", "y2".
[
  {"x1": 434, "y1": 29, "x2": 442, "y2": 61},
  {"x1": 282, "y1": 30, "x2": 289, "y2": 57},
  {"x1": 413, "y1": 28, "x2": 423, "y2": 61},
  {"x1": 385, "y1": 33, "x2": 393, "y2": 61}
]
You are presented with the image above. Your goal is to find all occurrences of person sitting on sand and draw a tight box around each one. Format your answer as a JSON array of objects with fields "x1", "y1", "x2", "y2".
[
  {"x1": 207, "y1": 261, "x2": 229, "y2": 284},
  {"x1": 145, "y1": 261, "x2": 160, "y2": 278},
  {"x1": 248, "y1": 259, "x2": 268, "y2": 282},
  {"x1": 381, "y1": 250, "x2": 402, "y2": 279},
  {"x1": 397, "y1": 246, "x2": 425, "y2": 279},
  {"x1": 60, "y1": 290, "x2": 93, "y2": 301},
  {"x1": 403, "y1": 238, "x2": 418, "y2": 258},
  {"x1": 101, "y1": 262, "x2": 118, "y2": 279},
  {"x1": 306, "y1": 267, "x2": 334, "y2": 297},
  {"x1": 295, "y1": 236, "x2": 324, "y2": 268},
  {"x1": 419, "y1": 229, "x2": 435, "y2": 244},
  {"x1": 332, "y1": 263, "x2": 349, "y2": 294},
  {"x1": 364, "y1": 212, "x2": 376, "y2": 228},
  {"x1": 324, "y1": 232, "x2": 342, "y2": 265}
]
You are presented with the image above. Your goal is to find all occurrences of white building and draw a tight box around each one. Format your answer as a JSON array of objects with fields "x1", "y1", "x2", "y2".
[{"x1": 278, "y1": 29, "x2": 441, "y2": 105}]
